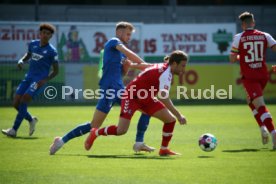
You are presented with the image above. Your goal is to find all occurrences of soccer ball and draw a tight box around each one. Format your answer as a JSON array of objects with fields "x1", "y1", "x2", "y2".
[{"x1": 198, "y1": 133, "x2": 217, "y2": 152}]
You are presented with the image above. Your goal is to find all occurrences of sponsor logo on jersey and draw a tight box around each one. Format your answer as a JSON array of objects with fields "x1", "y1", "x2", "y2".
[
  {"x1": 31, "y1": 53, "x2": 43, "y2": 61},
  {"x1": 241, "y1": 35, "x2": 265, "y2": 42}
]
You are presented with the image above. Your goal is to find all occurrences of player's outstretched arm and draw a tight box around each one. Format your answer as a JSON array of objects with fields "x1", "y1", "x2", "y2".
[
  {"x1": 129, "y1": 63, "x2": 153, "y2": 70},
  {"x1": 17, "y1": 52, "x2": 32, "y2": 70},
  {"x1": 158, "y1": 91, "x2": 187, "y2": 125},
  {"x1": 122, "y1": 59, "x2": 152, "y2": 75},
  {"x1": 116, "y1": 44, "x2": 145, "y2": 64}
]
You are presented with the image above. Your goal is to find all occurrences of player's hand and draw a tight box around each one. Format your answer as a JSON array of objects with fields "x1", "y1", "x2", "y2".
[
  {"x1": 37, "y1": 79, "x2": 47, "y2": 88},
  {"x1": 237, "y1": 55, "x2": 240, "y2": 61},
  {"x1": 122, "y1": 59, "x2": 132, "y2": 76},
  {"x1": 17, "y1": 60, "x2": 24, "y2": 70},
  {"x1": 123, "y1": 59, "x2": 132, "y2": 68},
  {"x1": 177, "y1": 114, "x2": 187, "y2": 125},
  {"x1": 272, "y1": 65, "x2": 276, "y2": 72}
]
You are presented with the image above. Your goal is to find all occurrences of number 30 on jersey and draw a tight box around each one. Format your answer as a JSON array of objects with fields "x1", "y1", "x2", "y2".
[{"x1": 243, "y1": 41, "x2": 264, "y2": 63}]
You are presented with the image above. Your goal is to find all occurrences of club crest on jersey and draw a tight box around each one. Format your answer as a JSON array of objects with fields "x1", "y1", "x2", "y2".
[
  {"x1": 31, "y1": 53, "x2": 43, "y2": 61},
  {"x1": 43, "y1": 50, "x2": 47, "y2": 54}
]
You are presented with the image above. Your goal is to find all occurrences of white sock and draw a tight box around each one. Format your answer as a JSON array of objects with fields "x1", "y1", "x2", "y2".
[{"x1": 260, "y1": 126, "x2": 267, "y2": 132}]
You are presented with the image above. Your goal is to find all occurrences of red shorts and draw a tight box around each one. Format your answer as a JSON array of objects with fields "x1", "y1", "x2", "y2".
[
  {"x1": 242, "y1": 78, "x2": 268, "y2": 101},
  {"x1": 120, "y1": 96, "x2": 165, "y2": 120}
]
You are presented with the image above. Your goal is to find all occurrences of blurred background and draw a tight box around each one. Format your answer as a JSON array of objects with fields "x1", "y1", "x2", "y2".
[{"x1": 0, "y1": 0, "x2": 276, "y2": 105}]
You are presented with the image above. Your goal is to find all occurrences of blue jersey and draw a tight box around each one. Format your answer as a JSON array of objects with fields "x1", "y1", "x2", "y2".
[
  {"x1": 26, "y1": 40, "x2": 58, "y2": 81},
  {"x1": 99, "y1": 37, "x2": 125, "y2": 89}
]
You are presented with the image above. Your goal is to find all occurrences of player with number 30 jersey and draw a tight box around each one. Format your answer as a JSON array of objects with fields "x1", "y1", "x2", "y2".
[
  {"x1": 230, "y1": 12, "x2": 276, "y2": 150},
  {"x1": 231, "y1": 28, "x2": 276, "y2": 80}
]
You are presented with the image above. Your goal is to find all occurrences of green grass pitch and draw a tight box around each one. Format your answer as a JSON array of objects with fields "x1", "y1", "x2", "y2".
[{"x1": 0, "y1": 105, "x2": 276, "y2": 184}]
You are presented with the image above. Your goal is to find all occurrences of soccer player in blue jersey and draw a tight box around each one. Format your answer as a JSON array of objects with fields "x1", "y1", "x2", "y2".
[
  {"x1": 2, "y1": 23, "x2": 59, "y2": 138},
  {"x1": 49, "y1": 22, "x2": 153, "y2": 155}
]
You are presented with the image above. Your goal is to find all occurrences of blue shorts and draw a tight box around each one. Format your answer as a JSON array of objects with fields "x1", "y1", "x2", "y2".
[
  {"x1": 96, "y1": 88, "x2": 122, "y2": 114},
  {"x1": 16, "y1": 78, "x2": 45, "y2": 97}
]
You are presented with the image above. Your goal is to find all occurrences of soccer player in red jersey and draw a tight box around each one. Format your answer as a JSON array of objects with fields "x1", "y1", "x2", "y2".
[
  {"x1": 85, "y1": 50, "x2": 187, "y2": 156},
  {"x1": 230, "y1": 12, "x2": 276, "y2": 150}
]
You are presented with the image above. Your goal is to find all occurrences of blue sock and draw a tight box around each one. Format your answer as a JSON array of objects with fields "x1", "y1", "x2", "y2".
[
  {"x1": 25, "y1": 112, "x2": 33, "y2": 122},
  {"x1": 12, "y1": 103, "x2": 28, "y2": 131},
  {"x1": 62, "y1": 122, "x2": 91, "y2": 143},
  {"x1": 15, "y1": 107, "x2": 33, "y2": 122},
  {"x1": 136, "y1": 114, "x2": 151, "y2": 142}
]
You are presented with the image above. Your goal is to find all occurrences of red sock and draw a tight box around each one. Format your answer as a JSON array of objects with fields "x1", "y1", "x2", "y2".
[
  {"x1": 258, "y1": 106, "x2": 275, "y2": 133},
  {"x1": 161, "y1": 121, "x2": 176, "y2": 148},
  {"x1": 97, "y1": 125, "x2": 118, "y2": 136},
  {"x1": 248, "y1": 103, "x2": 263, "y2": 127}
]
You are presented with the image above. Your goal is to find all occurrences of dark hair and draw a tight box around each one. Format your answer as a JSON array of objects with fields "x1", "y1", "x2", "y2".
[
  {"x1": 164, "y1": 50, "x2": 188, "y2": 65},
  {"x1": 116, "y1": 21, "x2": 135, "y2": 32},
  {"x1": 239, "y1": 12, "x2": 254, "y2": 24},
  {"x1": 39, "y1": 23, "x2": 55, "y2": 34}
]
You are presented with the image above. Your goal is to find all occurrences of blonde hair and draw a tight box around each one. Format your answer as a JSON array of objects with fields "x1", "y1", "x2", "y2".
[{"x1": 116, "y1": 21, "x2": 135, "y2": 32}]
